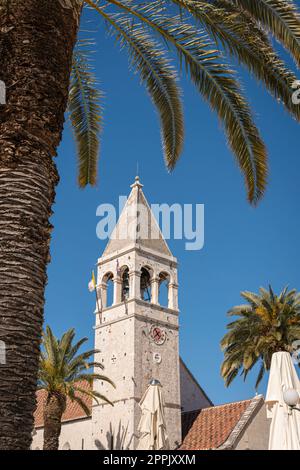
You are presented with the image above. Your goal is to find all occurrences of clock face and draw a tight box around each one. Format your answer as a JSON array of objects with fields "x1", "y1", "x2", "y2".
[{"x1": 150, "y1": 326, "x2": 166, "y2": 345}]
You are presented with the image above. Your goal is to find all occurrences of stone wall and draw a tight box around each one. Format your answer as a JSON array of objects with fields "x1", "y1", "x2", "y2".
[
  {"x1": 180, "y1": 360, "x2": 212, "y2": 412},
  {"x1": 235, "y1": 403, "x2": 270, "y2": 450},
  {"x1": 32, "y1": 417, "x2": 92, "y2": 450}
]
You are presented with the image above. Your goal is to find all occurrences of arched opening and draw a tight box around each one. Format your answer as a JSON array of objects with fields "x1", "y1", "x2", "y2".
[
  {"x1": 62, "y1": 442, "x2": 71, "y2": 451},
  {"x1": 158, "y1": 272, "x2": 170, "y2": 307},
  {"x1": 102, "y1": 272, "x2": 114, "y2": 308},
  {"x1": 140, "y1": 267, "x2": 151, "y2": 302},
  {"x1": 121, "y1": 267, "x2": 130, "y2": 301}
]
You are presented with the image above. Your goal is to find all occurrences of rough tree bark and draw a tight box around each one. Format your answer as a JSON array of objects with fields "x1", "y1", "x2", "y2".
[
  {"x1": 43, "y1": 392, "x2": 67, "y2": 451},
  {"x1": 0, "y1": 0, "x2": 81, "y2": 450}
]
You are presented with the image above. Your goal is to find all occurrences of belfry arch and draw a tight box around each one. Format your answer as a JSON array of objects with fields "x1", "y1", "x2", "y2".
[
  {"x1": 101, "y1": 272, "x2": 114, "y2": 309},
  {"x1": 140, "y1": 267, "x2": 152, "y2": 302},
  {"x1": 158, "y1": 271, "x2": 170, "y2": 307},
  {"x1": 121, "y1": 266, "x2": 130, "y2": 301}
]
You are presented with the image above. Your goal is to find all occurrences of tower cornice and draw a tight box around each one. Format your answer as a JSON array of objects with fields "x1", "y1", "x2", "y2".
[{"x1": 97, "y1": 245, "x2": 177, "y2": 267}]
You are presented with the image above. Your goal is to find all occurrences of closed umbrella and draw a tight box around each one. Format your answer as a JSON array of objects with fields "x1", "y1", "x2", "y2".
[
  {"x1": 137, "y1": 379, "x2": 169, "y2": 450},
  {"x1": 266, "y1": 351, "x2": 300, "y2": 450}
]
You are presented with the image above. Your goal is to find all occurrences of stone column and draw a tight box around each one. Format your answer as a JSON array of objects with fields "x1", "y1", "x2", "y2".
[
  {"x1": 100, "y1": 282, "x2": 107, "y2": 309},
  {"x1": 113, "y1": 278, "x2": 122, "y2": 305},
  {"x1": 168, "y1": 283, "x2": 179, "y2": 310},
  {"x1": 151, "y1": 277, "x2": 159, "y2": 304},
  {"x1": 129, "y1": 270, "x2": 141, "y2": 300}
]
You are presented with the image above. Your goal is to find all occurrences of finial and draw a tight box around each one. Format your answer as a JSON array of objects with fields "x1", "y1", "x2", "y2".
[{"x1": 131, "y1": 174, "x2": 143, "y2": 189}]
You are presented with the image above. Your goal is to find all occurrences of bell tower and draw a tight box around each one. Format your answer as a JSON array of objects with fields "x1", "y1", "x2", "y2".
[{"x1": 91, "y1": 177, "x2": 181, "y2": 450}]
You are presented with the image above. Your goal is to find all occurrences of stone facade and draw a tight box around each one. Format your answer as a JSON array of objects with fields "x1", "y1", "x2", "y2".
[
  {"x1": 92, "y1": 177, "x2": 181, "y2": 449},
  {"x1": 31, "y1": 178, "x2": 271, "y2": 451},
  {"x1": 31, "y1": 359, "x2": 209, "y2": 450}
]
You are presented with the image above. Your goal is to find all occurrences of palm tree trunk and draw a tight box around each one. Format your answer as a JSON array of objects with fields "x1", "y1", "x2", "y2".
[
  {"x1": 0, "y1": 0, "x2": 81, "y2": 450},
  {"x1": 43, "y1": 392, "x2": 67, "y2": 451}
]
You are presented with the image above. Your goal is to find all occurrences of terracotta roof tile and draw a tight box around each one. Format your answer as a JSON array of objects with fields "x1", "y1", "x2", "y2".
[
  {"x1": 34, "y1": 381, "x2": 92, "y2": 428},
  {"x1": 35, "y1": 382, "x2": 252, "y2": 450},
  {"x1": 180, "y1": 399, "x2": 252, "y2": 450}
]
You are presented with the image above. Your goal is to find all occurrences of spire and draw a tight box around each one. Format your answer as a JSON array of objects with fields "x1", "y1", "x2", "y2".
[
  {"x1": 131, "y1": 175, "x2": 143, "y2": 189},
  {"x1": 101, "y1": 177, "x2": 172, "y2": 258}
]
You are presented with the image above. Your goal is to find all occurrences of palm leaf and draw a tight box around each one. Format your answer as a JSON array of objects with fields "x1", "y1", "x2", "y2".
[
  {"x1": 70, "y1": 394, "x2": 92, "y2": 417},
  {"x1": 221, "y1": 285, "x2": 300, "y2": 387},
  {"x1": 255, "y1": 362, "x2": 266, "y2": 389},
  {"x1": 68, "y1": 40, "x2": 103, "y2": 187},
  {"x1": 174, "y1": 0, "x2": 300, "y2": 122},
  {"x1": 233, "y1": 0, "x2": 300, "y2": 67},
  {"x1": 66, "y1": 337, "x2": 89, "y2": 362},
  {"x1": 86, "y1": 2, "x2": 184, "y2": 169},
  {"x1": 74, "y1": 386, "x2": 114, "y2": 406},
  {"x1": 39, "y1": 327, "x2": 114, "y2": 412},
  {"x1": 73, "y1": 373, "x2": 116, "y2": 388},
  {"x1": 96, "y1": 0, "x2": 267, "y2": 203}
]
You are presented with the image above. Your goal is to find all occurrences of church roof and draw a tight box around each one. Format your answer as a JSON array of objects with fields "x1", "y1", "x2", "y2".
[
  {"x1": 102, "y1": 176, "x2": 173, "y2": 258},
  {"x1": 34, "y1": 381, "x2": 92, "y2": 428},
  {"x1": 180, "y1": 396, "x2": 263, "y2": 450}
]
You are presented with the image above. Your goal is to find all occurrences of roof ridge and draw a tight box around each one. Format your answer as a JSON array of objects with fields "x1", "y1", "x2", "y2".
[
  {"x1": 180, "y1": 396, "x2": 260, "y2": 450},
  {"x1": 182, "y1": 397, "x2": 254, "y2": 415},
  {"x1": 217, "y1": 395, "x2": 264, "y2": 450},
  {"x1": 207, "y1": 398, "x2": 252, "y2": 409}
]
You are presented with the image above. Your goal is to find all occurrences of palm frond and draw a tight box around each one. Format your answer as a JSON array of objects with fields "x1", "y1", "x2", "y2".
[
  {"x1": 86, "y1": 1, "x2": 184, "y2": 169},
  {"x1": 65, "y1": 337, "x2": 89, "y2": 362},
  {"x1": 232, "y1": 0, "x2": 300, "y2": 67},
  {"x1": 173, "y1": 0, "x2": 300, "y2": 122},
  {"x1": 96, "y1": 0, "x2": 267, "y2": 203},
  {"x1": 74, "y1": 386, "x2": 114, "y2": 406},
  {"x1": 70, "y1": 394, "x2": 92, "y2": 416},
  {"x1": 39, "y1": 327, "x2": 114, "y2": 409},
  {"x1": 43, "y1": 326, "x2": 59, "y2": 370},
  {"x1": 255, "y1": 362, "x2": 266, "y2": 389},
  {"x1": 68, "y1": 39, "x2": 103, "y2": 187},
  {"x1": 73, "y1": 373, "x2": 116, "y2": 388},
  {"x1": 221, "y1": 285, "x2": 300, "y2": 386}
]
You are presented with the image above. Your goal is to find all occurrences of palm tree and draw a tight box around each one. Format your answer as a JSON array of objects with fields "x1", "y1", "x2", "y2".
[
  {"x1": 221, "y1": 286, "x2": 300, "y2": 389},
  {"x1": 0, "y1": 0, "x2": 300, "y2": 449},
  {"x1": 38, "y1": 326, "x2": 114, "y2": 451}
]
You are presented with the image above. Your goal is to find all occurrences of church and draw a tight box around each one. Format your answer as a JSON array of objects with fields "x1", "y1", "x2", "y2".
[{"x1": 32, "y1": 177, "x2": 270, "y2": 450}]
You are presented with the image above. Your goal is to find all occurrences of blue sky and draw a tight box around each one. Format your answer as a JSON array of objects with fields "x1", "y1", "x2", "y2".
[{"x1": 45, "y1": 7, "x2": 300, "y2": 405}]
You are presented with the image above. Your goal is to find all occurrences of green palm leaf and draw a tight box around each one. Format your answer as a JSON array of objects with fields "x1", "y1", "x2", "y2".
[
  {"x1": 68, "y1": 40, "x2": 103, "y2": 187},
  {"x1": 233, "y1": 0, "x2": 300, "y2": 67},
  {"x1": 86, "y1": 2, "x2": 184, "y2": 170},
  {"x1": 94, "y1": 0, "x2": 267, "y2": 203},
  {"x1": 38, "y1": 326, "x2": 114, "y2": 412},
  {"x1": 173, "y1": 0, "x2": 300, "y2": 122},
  {"x1": 221, "y1": 285, "x2": 300, "y2": 387},
  {"x1": 71, "y1": 394, "x2": 92, "y2": 416},
  {"x1": 77, "y1": 0, "x2": 300, "y2": 204}
]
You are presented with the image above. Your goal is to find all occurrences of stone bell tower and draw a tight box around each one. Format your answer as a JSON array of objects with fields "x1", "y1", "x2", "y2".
[{"x1": 91, "y1": 177, "x2": 181, "y2": 450}]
